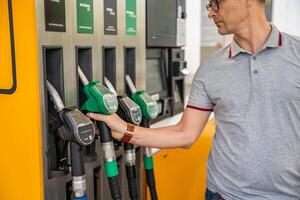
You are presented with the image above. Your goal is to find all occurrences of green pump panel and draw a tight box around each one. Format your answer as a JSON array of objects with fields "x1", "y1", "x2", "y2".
[
  {"x1": 77, "y1": 0, "x2": 94, "y2": 34},
  {"x1": 126, "y1": 0, "x2": 137, "y2": 36}
]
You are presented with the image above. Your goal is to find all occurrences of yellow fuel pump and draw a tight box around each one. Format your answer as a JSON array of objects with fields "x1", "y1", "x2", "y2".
[
  {"x1": 0, "y1": 1, "x2": 216, "y2": 200},
  {"x1": 0, "y1": 1, "x2": 43, "y2": 200}
]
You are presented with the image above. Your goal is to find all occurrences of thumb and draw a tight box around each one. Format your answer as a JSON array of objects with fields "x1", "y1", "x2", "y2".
[{"x1": 87, "y1": 113, "x2": 106, "y2": 122}]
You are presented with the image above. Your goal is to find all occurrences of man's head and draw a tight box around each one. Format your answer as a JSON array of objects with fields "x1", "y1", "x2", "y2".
[{"x1": 207, "y1": 0, "x2": 266, "y2": 35}]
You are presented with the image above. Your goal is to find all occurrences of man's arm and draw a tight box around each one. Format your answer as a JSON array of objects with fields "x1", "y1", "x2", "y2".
[{"x1": 87, "y1": 108, "x2": 211, "y2": 149}]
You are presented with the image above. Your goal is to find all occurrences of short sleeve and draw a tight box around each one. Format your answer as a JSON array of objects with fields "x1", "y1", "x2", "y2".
[{"x1": 187, "y1": 66, "x2": 214, "y2": 111}]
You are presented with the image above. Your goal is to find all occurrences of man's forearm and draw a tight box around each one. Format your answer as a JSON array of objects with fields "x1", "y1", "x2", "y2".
[
  {"x1": 130, "y1": 123, "x2": 192, "y2": 149},
  {"x1": 87, "y1": 108, "x2": 210, "y2": 149}
]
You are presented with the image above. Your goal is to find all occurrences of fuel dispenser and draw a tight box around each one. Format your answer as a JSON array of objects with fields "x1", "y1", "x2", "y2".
[
  {"x1": 78, "y1": 66, "x2": 122, "y2": 200},
  {"x1": 104, "y1": 77, "x2": 142, "y2": 200},
  {"x1": 146, "y1": 0, "x2": 187, "y2": 120},
  {"x1": 0, "y1": 1, "x2": 148, "y2": 199},
  {"x1": 125, "y1": 75, "x2": 159, "y2": 200},
  {"x1": 46, "y1": 80, "x2": 95, "y2": 200}
]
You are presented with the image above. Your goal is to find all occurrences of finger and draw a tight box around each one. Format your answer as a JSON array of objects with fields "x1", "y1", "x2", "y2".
[{"x1": 87, "y1": 113, "x2": 106, "y2": 121}]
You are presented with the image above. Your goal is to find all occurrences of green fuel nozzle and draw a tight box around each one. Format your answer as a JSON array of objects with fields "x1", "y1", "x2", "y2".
[
  {"x1": 78, "y1": 66, "x2": 122, "y2": 200},
  {"x1": 125, "y1": 75, "x2": 158, "y2": 120},
  {"x1": 125, "y1": 75, "x2": 159, "y2": 200},
  {"x1": 105, "y1": 76, "x2": 141, "y2": 200},
  {"x1": 78, "y1": 67, "x2": 118, "y2": 115}
]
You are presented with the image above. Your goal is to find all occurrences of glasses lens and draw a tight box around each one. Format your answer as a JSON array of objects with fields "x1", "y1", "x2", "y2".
[
  {"x1": 212, "y1": 0, "x2": 219, "y2": 11},
  {"x1": 207, "y1": 0, "x2": 218, "y2": 12},
  {"x1": 206, "y1": 3, "x2": 210, "y2": 11}
]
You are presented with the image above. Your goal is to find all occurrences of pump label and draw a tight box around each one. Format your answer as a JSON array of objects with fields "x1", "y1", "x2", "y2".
[
  {"x1": 0, "y1": 0, "x2": 16, "y2": 94},
  {"x1": 126, "y1": 0, "x2": 137, "y2": 36},
  {"x1": 103, "y1": 0, "x2": 117, "y2": 35},
  {"x1": 77, "y1": 0, "x2": 94, "y2": 34},
  {"x1": 44, "y1": 0, "x2": 66, "y2": 32}
]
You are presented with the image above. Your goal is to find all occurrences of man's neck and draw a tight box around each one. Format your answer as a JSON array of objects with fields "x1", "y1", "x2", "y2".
[{"x1": 233, "y1": 15, "x2": 271, "y2": 54}]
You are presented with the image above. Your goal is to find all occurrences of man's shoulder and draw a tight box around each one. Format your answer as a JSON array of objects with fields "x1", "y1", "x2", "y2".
[
  {"x1": 194, "y1": 44, "x2": 231, "y2": 78},
  {"x1": 202, "y1": 44, "x2": 231, "y2": 67},
  {"x1": 282, "y1": 32, "x2": 300, "y2": 46},
  {"x1": 281, "y1": 32, "x2": 300, "y2": 62},
  {"x1": 208, "y1": 43, "x2": 231, "y2": 61}
]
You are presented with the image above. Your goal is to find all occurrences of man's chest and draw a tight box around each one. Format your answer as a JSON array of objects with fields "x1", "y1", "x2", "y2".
[{"x1": 206, "y1": 57, "x2": 300, "y2": 114}]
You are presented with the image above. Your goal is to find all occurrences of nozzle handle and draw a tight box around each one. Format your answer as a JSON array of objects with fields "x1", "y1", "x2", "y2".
[
  {"x1": 78, "y1": 65, "x2": 89, "y2": 86},
  {"x1": 125, "y1": 74, "x2": 137, "y2": 94},
  {"x1": 104, "y1": 76, "x2": 117, "y2": 96},
  {"x1": 46, "y1": 80, "x2": 65, "y2": 112}
]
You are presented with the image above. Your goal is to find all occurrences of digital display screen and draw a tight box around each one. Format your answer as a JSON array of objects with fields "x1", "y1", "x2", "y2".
[{"x1": 148, "y1": 0, "x2": 176, "y2": 37}]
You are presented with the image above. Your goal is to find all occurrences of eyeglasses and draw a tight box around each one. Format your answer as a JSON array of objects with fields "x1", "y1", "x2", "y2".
[{"x1": 206, "y1": 0, "x2": 220, "y2": 12}]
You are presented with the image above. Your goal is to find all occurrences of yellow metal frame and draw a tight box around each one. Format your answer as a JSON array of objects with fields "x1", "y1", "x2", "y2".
[
  {"x1": 147, "y1": 120, "x2": 216, "y2": 200},
  {"x1": 0, "y1": 0, "x2": 43, "y2": 199}
]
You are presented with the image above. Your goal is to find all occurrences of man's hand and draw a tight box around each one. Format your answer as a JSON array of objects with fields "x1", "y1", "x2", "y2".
[{"x1": 87, "y1": 113, "x2": 127, "y2": 139}]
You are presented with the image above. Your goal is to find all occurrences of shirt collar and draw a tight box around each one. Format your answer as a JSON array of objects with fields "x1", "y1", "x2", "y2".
[{"x1": 229, "y1": 23, "x2": 282, "y2": 59}]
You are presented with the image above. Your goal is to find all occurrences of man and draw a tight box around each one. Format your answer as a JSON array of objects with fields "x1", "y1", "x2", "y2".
[{"x1": 88, "y1": 0, "x2": 300, "y2": 199}]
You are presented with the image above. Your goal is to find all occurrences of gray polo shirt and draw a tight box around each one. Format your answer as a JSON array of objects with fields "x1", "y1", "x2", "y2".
[{"x1": 188, "y1": 24, "x2": 300, "y2": 200}]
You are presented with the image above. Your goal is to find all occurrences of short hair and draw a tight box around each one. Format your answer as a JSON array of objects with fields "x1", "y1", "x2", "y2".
[{"x1": 259, "y1": 0, "x2": 265, "y2": 3}]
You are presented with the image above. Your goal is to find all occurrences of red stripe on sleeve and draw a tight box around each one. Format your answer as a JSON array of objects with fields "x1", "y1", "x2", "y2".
[{"x1": 186, "y1": 105, "x2": 213, "y2": 112}]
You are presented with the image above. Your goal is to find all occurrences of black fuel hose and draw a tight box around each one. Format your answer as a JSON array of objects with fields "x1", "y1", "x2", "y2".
[
  {"x1": 70, "y1": 142, "x2": 85, "y2": 176},
  {"x1": 141, "y1": 119, "x2": 158, "y2": 200},
  {"x1": 124, "y1": 143, "x2": 139, "y2": 200},
  {"x1": 97, "y1": 121, "x2": 122, "y2": 200}
]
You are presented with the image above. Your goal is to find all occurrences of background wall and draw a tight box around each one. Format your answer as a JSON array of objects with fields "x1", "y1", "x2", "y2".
[
  {"x1": 190, "y1": 0, "x2": 300, "y2": 81},
  {"x1": 185, "y1": 0, "x2": 201, "y2": 83},
  {"x1": 272, "y1": 0, "x2": 300, "y2": 36}
]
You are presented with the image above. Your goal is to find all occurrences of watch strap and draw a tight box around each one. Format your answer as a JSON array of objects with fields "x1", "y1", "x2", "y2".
[{"x1": 121, "y1": 123, "x2": 135, "y2": 143}]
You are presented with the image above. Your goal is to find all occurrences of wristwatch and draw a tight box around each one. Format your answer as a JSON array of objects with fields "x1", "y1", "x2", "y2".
[{"x1": 121, "y1": 123, "x2": 135, "y2": 143}]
